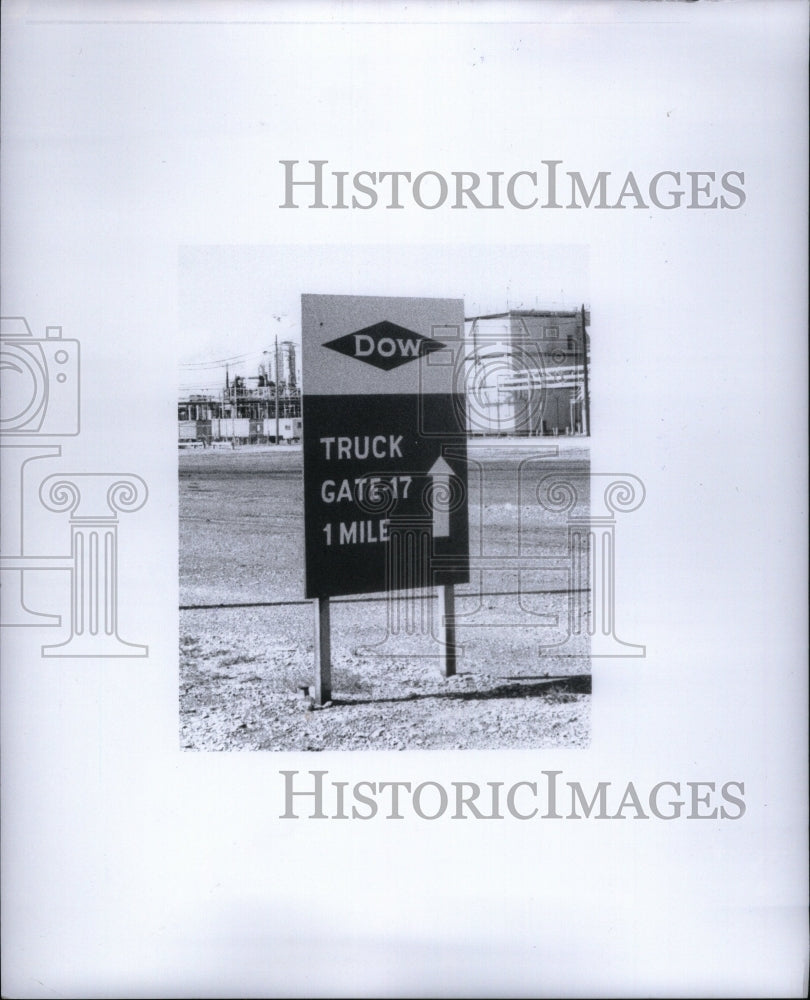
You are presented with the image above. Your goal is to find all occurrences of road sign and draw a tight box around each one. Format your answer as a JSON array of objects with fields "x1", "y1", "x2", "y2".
[{"x1": 302, "y1": 294, "x2": 470, "y2": 600}]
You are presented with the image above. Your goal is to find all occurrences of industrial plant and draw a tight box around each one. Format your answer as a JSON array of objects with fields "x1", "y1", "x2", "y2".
[
  {"x1": 178, "y1": 308, "x2": 590, "y2": 445},
  {"x1": 464, "y1": 307, "x2": 590, "y2": 437},
  {"x1": 178, "y1": 340, "x2": 302, "y2": 445}
]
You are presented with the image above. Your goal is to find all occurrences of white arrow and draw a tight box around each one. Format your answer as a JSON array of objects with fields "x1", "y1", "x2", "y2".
[{"x1": 427, "y1": 455, "x2": 455, "y2": 538}]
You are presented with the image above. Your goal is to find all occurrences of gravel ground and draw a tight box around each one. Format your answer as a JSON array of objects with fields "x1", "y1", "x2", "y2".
[{"x1": 180, "y1": 442, "x2": 591, "y2": 751}]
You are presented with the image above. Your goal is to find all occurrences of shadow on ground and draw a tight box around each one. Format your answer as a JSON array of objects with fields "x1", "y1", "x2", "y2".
[{"x1": 330, "y1": 673, "x2": 590, "y2": 707}]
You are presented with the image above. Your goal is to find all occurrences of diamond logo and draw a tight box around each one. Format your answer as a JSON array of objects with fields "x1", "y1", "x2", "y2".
[{"x1": 323, "y1": 321, "x2": 447, "y2": 371}]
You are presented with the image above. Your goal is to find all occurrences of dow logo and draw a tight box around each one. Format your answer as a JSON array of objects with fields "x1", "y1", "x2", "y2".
[{"x1": 323, "y1": 321, "x2": 446, "y2": 371}]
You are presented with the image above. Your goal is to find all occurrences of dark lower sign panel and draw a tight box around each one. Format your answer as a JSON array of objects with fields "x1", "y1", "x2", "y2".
[{"x1": 303, "y1": 393, "x2": 469, "y2": 599}]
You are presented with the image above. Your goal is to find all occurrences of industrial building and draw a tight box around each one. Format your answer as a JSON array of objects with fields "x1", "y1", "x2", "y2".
[
  {"x1": 178, "y1": 340, "x2": 302, "y2": 445},
  {"x1": 463, "y1": 307, "x2": 590, "y2": 437}
]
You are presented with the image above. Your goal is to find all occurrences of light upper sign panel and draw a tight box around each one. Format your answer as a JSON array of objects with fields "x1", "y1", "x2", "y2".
[{"x1": 302, "y1": 294, "x2": 463, "y2": 396}]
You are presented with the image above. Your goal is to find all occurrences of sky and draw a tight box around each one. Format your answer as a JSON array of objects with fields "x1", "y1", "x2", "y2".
[{"x1": 178, "y1": 242, "x2": 589, "y2": 396}]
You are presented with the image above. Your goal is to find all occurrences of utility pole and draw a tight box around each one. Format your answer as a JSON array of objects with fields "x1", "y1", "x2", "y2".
[
  {"x1": 224, "y1": 365, "x2": 236, "y2": 447},
  {"x1": 275, "y1": 335, "x2": 280, "y2": 445},
  {"x1": 231, "y1": 381, "x2": 236, "y2": 449},
  {"x1": 581, "y1": 304, "x2": 590, "y2": 437}
]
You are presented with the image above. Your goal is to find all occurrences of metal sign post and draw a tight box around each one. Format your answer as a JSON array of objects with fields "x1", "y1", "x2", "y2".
[
  {"x1": 301, "y1": 295, "x2": 470, "y2": 704},
  {"x1": 438, "y1": 584, "x2": 457, "y2": 678},
  {"x1": 313, "y1": 596, "x2": 331, "y2": 703}
]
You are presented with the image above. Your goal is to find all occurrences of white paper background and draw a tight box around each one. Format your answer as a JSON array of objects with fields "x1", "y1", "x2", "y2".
[{"x1": 1, "y1": 1, "x2": 807, "y2": 997}]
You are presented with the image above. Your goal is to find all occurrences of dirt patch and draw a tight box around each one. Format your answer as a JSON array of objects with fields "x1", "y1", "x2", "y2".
[{"x1": 180, "y1": 444, "x2": 591, "y2": 751}]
